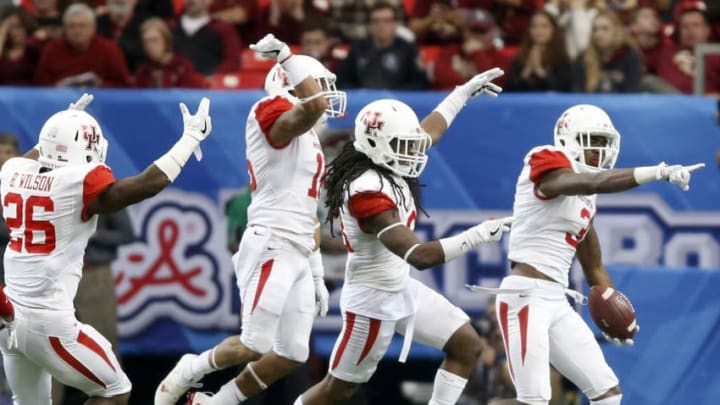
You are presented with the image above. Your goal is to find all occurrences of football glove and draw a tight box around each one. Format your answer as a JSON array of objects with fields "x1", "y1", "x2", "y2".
[
  {"x1": 249, "y1": 33, "x2": 292, "y2": 63},
  {"x1": 179, "y1": 97, "x2": 211, "y2": 160}
]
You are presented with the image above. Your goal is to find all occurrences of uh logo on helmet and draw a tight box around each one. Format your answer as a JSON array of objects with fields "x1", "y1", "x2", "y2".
[
  {"x1": 554, "y1": 104, "x2": 621, "y2": 173},
  {"x1": 37, "y1": 109, "x2": 108, "y2": 169},
  {"x1": 353, "y1": 99, "x2": 432, "y2": 178}
]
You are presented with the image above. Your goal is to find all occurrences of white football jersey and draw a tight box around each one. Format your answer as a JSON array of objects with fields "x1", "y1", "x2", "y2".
[
  {"x1": 508, "y1": 145, "x2": 597, "y2": 287},
  {"x1": 245, "y1": 95, "x2": 324, "y2": 254},
  {"x1": 0, "y1": 157, "x2": 115, "y2": 311},
  {"x1": 340, "y1": 169, "x2": 417, "y2": 291}
]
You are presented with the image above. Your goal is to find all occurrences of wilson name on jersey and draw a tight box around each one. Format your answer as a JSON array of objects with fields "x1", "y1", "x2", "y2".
[
  {"x1": 340, "y1": 170, "x2": 417, "y2": 291},
  {"x1": 245, "y1": 95, "x2": 324, "y2": 254},
  {"x1": 508, "y1": 146, "x2": 596, "y2": 287},
  {"x1": 0, "y1": 158, "x2": 115, "y2": 311}
]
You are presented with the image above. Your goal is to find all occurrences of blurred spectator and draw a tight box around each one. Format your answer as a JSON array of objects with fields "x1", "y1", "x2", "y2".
[
  {"x1": 136, "y1": 0, "x2": 175, "y2": 19},
  {"x1": 27, "y1": 0, "x2": 63, "y2": 41},
  {"x1": 545, "y1": 0, "x2": 598, "y2": 60},
  {"x1": 35, "y1": 3, "x2": 131, "y2": 87},
  {"x1": 171, "y1": 0, "x2": 241, "y2": 75},
  {"x1": 471, "y1": 0, "x2": 542, "y2": 46},
  {"x1": 209, "y1": 0, "x2": 257, "y2": 40},
  {"x1": 629, "y1": 5, "x2": 664, "y2": 74},
  {"x1": 0, "y1": 6, "x2": 42, "y2": 85},
  {"x1": 657, "y1": 2, "x2": 720, "y2": 95},
  {"x1": 326, "y1": 0, "x2": 407, "y2": 43},
  {"x1": 250, "y1": 0, "x2": 326, "y2": 45},
  {"x1": 96, "y1": 0, "x2": 149, "y2": 72},
  {"x1": 299, "y1": 21, "x2": 344, "y2": 72},
  {"x1": 336, "y1": 1, "x2": 428, "y2": 89},
  {"x1": 433, "y1": 9, "x2": 511, "y2": 90},
  {"x1": 408, "y1": 0, "x2": 467, "y2": 45},
  {"x1": 573, "y1": 9, "x2": 643, "y2": 92},
  {"x1": 506, "y1": 10, "x2": 572, "y2": 92},
  {"x1": 135, "y1": 17, "x2": 206, "y2": 88}
]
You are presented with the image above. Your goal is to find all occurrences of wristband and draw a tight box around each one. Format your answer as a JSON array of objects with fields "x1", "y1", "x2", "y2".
[
  {"x1": 632, "y1": 166, "x2": 659, "y2": 185},
  {"x1": 309, "y1": 249, "x2": 324, "y2": 279},
  {"x1": 281, "y1": 55, "x2": 312, "y2": 87},
  {"x1": 153, "y1": 135, "x2": 199, "y2": 182},
  {"x1": 439, "y1": 231, "x2": 472, "y2": 263},
  {"x1": 434, "y1": 86, "x2": 467, "y2": 127}
]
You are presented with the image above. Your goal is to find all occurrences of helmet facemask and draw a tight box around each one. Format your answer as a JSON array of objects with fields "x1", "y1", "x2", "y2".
[
  {"x1": 554, "y1": 104, "x2": 621, "y2": 173},
  {"x1": 573, "y1": 130, "x2": 620, "y2": 172},
  {"x1": 353, "y1": 100, "x2": 432, "y2": 178}
]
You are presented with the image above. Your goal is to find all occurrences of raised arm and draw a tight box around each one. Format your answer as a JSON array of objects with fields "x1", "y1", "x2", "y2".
[
  {"x1": 538, "y1": 163, "x2": 706, "y2": 198},
  {"x1": 422, "y1": 67, "x2": 504, "y2": 145},
  {"x1": 250, "y1": 34, "x2": 329, "y2": 146},
  {"x1": 86, "y1": 98, "x2": 212, "y2": 217},
  {"x1": 362, "y1": 208, "x2": 511, "y2": 270}
]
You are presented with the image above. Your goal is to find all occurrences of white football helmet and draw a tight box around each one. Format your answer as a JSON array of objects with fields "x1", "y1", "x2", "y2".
[
  {"x1": 37, "y1": 110, "x2": 108, "y2": 169},
  {"x1": 353, "y1": 99, "x2": 432, "y2": 178},
  {"x1": 263, "y1": 55, "x2": 347, "y2": 118},
  {"x1": 554, "y1": 104, "x2": 621, "y2": 172}
]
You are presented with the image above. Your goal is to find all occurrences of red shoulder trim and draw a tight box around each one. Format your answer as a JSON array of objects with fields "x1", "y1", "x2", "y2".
[
  {"x1": 528, "y1": 149, "x2": 572, "y2": 184},
  {"x1": 348, "y1": 191, "x2": 397, "y2": 226},
  {"x1": 255, "y1": 96, "x2": 294, "y2": 149},
  {"x1": 82, "y1": 166, "x2": 116, "y2": 221}
]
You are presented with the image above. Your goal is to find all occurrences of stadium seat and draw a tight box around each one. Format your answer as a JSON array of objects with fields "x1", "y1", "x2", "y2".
[
  {"x1": 208, "y1": 71, "x2": 266, "y2": 90},
  {"x1": 240, "y1": 49, "x2": 275, "y2": 72}
]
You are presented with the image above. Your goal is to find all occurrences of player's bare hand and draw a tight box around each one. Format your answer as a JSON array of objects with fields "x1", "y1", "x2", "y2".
[
  {"x1": 658, "y1": 162, "x2": 705, "y2": 191},
  {"x1": 249, "y1": 33, "x2": 291, "y2": 63},
  {"x1": 461, "y1": 67, "x2": 504, "y2": 98},
  {"x1": 68, "y1": 93, "x2": 94, "y2": 111}
]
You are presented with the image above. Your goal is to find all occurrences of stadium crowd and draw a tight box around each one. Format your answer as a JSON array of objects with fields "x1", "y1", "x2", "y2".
[{"x1": 0, "y1": 0, "x2": 717, "y2": 94}]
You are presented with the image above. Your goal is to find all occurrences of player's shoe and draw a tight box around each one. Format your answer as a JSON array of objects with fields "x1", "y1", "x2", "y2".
[
  {"x1": 155, "y1": 354, "x2": 202, "y2": 405},
  {"x1": 186, "y1": 391, "x2": 212, "y2": 405}
]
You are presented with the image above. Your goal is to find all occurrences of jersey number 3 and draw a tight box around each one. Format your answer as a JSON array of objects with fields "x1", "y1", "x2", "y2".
[
  {"x1": 565, "y1": 208, "x2": 591, "y2": 248},
  {"x1": 3, "y1": 192, "x2": 56, "y2": 254}
]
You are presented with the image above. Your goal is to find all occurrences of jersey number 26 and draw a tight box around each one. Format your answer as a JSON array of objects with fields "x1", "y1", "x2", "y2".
[{"x1": 3, "y1": 192, "x2": 56, "y2": 254}]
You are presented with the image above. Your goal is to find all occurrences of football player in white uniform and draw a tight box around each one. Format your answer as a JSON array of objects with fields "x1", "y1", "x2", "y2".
[
  {"x1": 495, "y1": 104, "x2": 704, "y2": 405},
  {"x1": 0, "y1": 92, "x2": 212, "y2": 405},
  {"x1": 156, "y1": 34, "x2": 347, "y2": 405},
  {"x1": 294, "y1": 69, "x2": 511, "y2": 405}
]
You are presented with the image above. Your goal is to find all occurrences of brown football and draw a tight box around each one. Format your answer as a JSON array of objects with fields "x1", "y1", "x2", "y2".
[{"x1": 588, "y1": 286, "x2": 638, "y2": 340}]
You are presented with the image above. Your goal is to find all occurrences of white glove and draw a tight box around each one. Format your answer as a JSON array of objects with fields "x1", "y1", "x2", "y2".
[
  {"x1": 2, "y1": 318, "x2": 16, "y2": 350},
  {"x1": 68, "y1": 93, "x2": 93, "y2": 110},
  {"x1": 309, "y1": 251, "x2": 329, "y2": 317},
  {"x1": 179, "y1": 97, "x2": 212, "y2": 161},
  {"x1": 466, "y1": 216, "x2": 514, "y2": 244},
  {"x1": 657, "y1": 162, "x2": 705, "y2": 191},
  {"x1": 458, "y1": 67, "x2": 504, "y2": 98},
  {"x1": 249, "y1": 33, "x2": 292, "y2": 63},
  {"x1": 602, "y1": 324, "x2": 639, "y2": 347}
]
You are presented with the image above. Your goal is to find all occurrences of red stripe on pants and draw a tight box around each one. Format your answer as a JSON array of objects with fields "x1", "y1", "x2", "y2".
[
  {"x1": 252, "y1": 259, "x2": 274, "y2": 312},
  {"x1": 77, "y1": 330, "x2": 116, "y2": 372},
  {"x1": 331, "y1": 312, "x2": 356, "y2": 371},
  {"x1": 356, "y1": 317, "x2": 381, "y2": 365},
  {"x1": 499, "y1": 302, "x2": 514, "y2": 379},
  {"x1": 49, "y1": 336, "x2": 106, "y2": 388},
  {"x1": 518, "y1": 305, "x2": 529, "y2": 365}
]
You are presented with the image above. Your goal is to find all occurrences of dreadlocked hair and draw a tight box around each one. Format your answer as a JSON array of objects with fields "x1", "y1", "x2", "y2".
[{"x1": 324, "y1": 142, "x2": 426, "y2": 234}]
